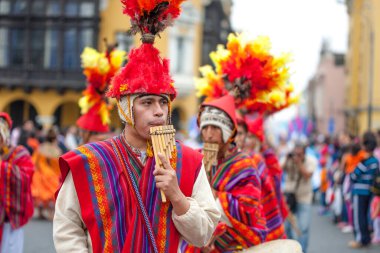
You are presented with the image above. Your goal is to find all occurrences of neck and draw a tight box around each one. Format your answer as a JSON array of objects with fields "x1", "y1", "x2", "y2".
[{"x1": 123, "y1": 126, "x2": 147, "y2": 151}]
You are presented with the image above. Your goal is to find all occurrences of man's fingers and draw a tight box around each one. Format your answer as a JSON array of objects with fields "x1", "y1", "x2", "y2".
[
  {"x1": 154, "y1": 175, "x2": 168, "y2": 183},
  {"x1": 153, "y1": 165, "x2": 165, "y2": 175},
  {"x1": 157, "y1": 153, "x2": 172, "y2": 170}
]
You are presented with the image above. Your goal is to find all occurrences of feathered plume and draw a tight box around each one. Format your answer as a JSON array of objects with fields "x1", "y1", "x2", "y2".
[
  {"x1": 197, "y1": 33, "x2": 297, "y2": 115},
  {"x1": 121, "y1": 0, "x2": 185, "y2": 36},
  {"x1": 78, "y1": 43, "x2": 126, "y2": 129},
  {"x1": 107, "y1": 0, "x2": 185, "y2": 99}
]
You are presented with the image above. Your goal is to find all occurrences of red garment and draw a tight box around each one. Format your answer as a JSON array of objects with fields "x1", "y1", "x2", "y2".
[
  {"x1": 250, "y1": 151, "x2": 286, "y2": 240},
  {"x1": 261, "y1": 146, "x2": 289, "y2": 220},
  {"x1": 212, "y1": 149, "x2": 267, "y2": 251},
  {"x1": 0, "y1": 146, "x2": 34, "y2": 246},
  {"x1": 57, "y1": 137, "x2": 202, "y2": 252},
  {"x1": 246, "y1": 116, "x2": 265, "y2": 142}
]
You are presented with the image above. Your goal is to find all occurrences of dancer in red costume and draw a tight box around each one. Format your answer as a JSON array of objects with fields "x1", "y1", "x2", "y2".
[
  {"x1": 53, "y1": 1, "x2": 220, "y2": 252},
  {"x1": 0, "y1": 112, "x2": 34, "y2": 253}
]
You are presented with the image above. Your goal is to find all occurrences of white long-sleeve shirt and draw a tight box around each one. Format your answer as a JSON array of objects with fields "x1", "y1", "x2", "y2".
[{"x1": 53, "y1": 165, "x2": 220, "y2": 252}]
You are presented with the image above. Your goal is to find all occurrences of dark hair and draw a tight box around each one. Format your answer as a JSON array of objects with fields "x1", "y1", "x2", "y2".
[
  {"x1": 46, "y1": 128, "x2": 57, "y2": 143},
  {"x1": 350, "y1": 142, "x2": 361, "y2": 155},
  {"x1": 362, "y1": 131, "x2": 377, "y2": 152}
]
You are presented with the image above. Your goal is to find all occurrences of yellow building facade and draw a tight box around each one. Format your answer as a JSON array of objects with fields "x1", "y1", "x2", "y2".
[
  {"x1": 0, "y1": 0, "x2": 204, "y2": 133},
  {"x1": 346, "y1": 0, "x2": 380, "y2": 134}
]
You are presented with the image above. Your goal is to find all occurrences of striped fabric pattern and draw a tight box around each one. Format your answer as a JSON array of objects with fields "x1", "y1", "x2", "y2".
[
  {"x1": 65, "y1": 136, "x2": 185, "y2": 253},
  {"x1": 212, "y1": 149, "x2": 268, "y2": 251},
  {"x1": 262, "y1": 146, "x2": 289, "y2": 220},
  {"x1": 250, "y1": 151, "x2": 286, "y2": 241},
  {"x1": 350, "y1": 156, "x2": 379, "y2": 196},
  {"x1": 0, "y1": 146, "x2": 34, "y2": 247}
]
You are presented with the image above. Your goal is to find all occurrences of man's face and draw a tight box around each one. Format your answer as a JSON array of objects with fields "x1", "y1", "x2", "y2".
[
  {"x1": 23, "y1": 120, "x2": 34, "y2": 132},
  {"x1": 201, "y1": 125, "x2": 224, "y2": 146},
  {"x1": 133, "y1": 95, "x2": 169, "y2": 140},
  {"x1": 293, "y1": 147, "x2": 305, "y2": 161},
  {"x1": 235, "y1": 124, "x2": 247, "y2": 150},
  {"x1": 245, "y1": 132, "x2": 259, "y2": 151}
]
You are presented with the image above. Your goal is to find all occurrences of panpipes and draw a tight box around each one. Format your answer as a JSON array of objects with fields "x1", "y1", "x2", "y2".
[
  {"x1": 202, "y1": 143, "x2": 219, "y2": 173},
  {"x1": 150, "y1": 125, "x2": 176, "y2": 203}
]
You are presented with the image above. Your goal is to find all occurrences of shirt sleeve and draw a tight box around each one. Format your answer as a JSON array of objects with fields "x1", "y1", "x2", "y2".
[
  {"x1": 215, "y1": 198, "x2": 232, "y2": 227},
  {"x1": 172, "y1": 164, "x2": 221, "y2": 247},
  {"x1": 53, "y1": 171, "x2": 92, "y2": 253}
]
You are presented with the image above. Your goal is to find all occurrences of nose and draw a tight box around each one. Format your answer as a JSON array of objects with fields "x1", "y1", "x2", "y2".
[
  {"x1": 203, "y1": 126, "x2": 214, "y2": 141},
  {"x1": 153, "y1": 102, "x2": 164, "y2": 118}
]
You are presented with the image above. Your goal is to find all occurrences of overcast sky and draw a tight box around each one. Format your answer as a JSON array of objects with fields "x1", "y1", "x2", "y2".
[
  {"x1": 230, "y1": 0, "x2": 349, "y2": 121},
  {"x1": 232, "y1": 0, "x2": 348, "y2": 91}
]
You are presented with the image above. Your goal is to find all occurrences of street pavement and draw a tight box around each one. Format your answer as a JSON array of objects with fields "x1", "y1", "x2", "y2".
[
  {"x1": 308, "y1": 205, "x2": 380, "y2": 253},
  {"x1": 23, "y1": 205, "x2": 380, "y2": 253}
]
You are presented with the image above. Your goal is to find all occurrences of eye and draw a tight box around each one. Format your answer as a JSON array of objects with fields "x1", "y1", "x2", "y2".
[
  {"x1": 160, "y1": 99, "x2": 168, "y2": 105},
  {"x1": 142, "y1": 100, "x2": 152, "y2": 105}
]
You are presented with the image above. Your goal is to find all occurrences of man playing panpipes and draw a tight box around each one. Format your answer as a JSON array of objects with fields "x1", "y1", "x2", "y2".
[
  {"x1": 53, "y1": 1, "x2": 220, "y2": 252},
  {"x1": 0, "y1": 112, "x2": 34, "y2": 253},
  {"x1": 182, "y1": 94, "x2": 268, "y2": 252}
]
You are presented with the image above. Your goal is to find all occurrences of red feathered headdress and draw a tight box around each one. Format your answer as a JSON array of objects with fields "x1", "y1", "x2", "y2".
[{"x1": 107, "y1": 0, "x2": 185, "y2": 100}]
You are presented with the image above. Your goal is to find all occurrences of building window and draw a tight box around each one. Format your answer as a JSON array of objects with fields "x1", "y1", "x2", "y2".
[
  {"x1": 9, "y1": 28, "x2": 25, "y2": 67},
  {"x1": 80, "y1": 28, "x2": 95, "y2": 50},
  {"x1": 44, "y1": 28, "x2": 59, "y2": 69},
  {"x1": 30, "y1": 29, "x2": 45, "y2": 68},
  {"x1": 64, "y1": 28, "x2": 78, "y2": 69},
  {"x1": 11, "y1": 0, "x2": 27, "y2": 15},
  {"x1": 65, "y1": 0, "x2": 78, "y2": 17},
  {"x1": 0, "y1": 0, "x2": 11, "y2": 14},
  {"x1": 0, "y1": 28, "x2": 8, "y2": 67},
  {"x1": 47, "y1": 0, "x2": 61, "y2": 16},
  {"x1": 176, "y1": 36, "x2": 185, "y2": 73},
  {"x1": 80, "y1": 1, "x2": 95, "y2": 17},
  {"x1": 116, "y1": 32, "x2": 134, "y2": 52},
  {"x1": 31, "y1": 0, "x2": 45, "y2": 15},
  {"x1": 0, "y1": 0, "x2": 100, "y2": 86}
]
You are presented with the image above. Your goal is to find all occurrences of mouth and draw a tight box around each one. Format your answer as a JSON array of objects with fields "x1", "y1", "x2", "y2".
[{"x1": 149, "y1": 121, "x2": 166, "y2": 127}]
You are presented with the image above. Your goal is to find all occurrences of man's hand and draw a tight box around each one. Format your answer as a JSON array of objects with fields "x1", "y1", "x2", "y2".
[{"x1": 153, "y1": 153, "x2": 190, "y2": 215}]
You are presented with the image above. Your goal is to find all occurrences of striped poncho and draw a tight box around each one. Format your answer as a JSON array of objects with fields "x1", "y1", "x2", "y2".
[
  {"x1": 249, "y1": 151, "x2": 286, "y2": 241},
  {"x1": 0, "y1": 146, "x2": 34, "y2": 247},
  {"x1": 212, "y1": 148, "x2": 267, "y2": 251},
  {"x1": 181, "y1": 148, "x2": 268, "y2": 252},
  {"x1": 58, "y1": 135, "x2": 202, "y2": 253},
  {"x1": 262, "y1": 146, "x2": 289, "y2": 220}
]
